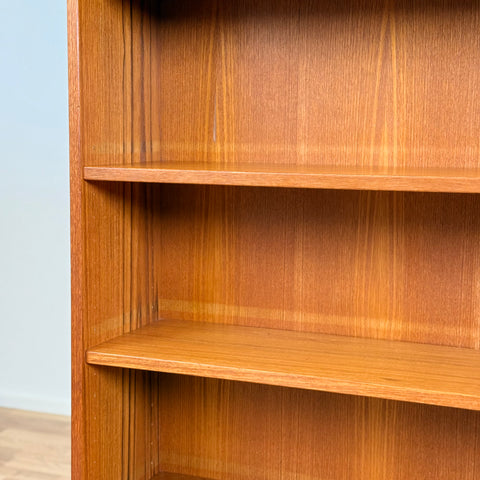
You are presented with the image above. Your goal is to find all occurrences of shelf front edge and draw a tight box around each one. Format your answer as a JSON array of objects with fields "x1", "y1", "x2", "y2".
[
  {"x1": 84, "y1": 165, "x2": 480, "y2": 193},
  {"x1": 86, "y1": 349, "x2": 480, "y2": 411}
]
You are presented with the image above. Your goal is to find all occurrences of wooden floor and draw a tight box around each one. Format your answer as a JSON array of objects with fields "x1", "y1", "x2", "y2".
[{"x1": 0, "y1": 408, "x2": 70, "y2": 480}]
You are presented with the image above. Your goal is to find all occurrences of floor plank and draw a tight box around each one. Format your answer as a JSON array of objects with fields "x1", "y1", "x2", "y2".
[{"x1": 0, "y1": 408, "x2": 70, "y2": 480}]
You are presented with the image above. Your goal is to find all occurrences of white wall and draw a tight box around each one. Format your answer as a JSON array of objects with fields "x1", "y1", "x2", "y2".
[{"x1": 0, "y1": 1, "x2": 70, "y2": 415}]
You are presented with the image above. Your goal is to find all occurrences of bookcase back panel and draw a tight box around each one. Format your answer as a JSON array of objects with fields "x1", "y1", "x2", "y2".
[
  {"x1": 154, "y1": 0, "x2": 480, "y2": 168},
  {"x1": 157, "y1": 374, "x2": 480, "y2": 480},
  {"x1": 144, "y1": 184, "x2": 480, "y2": 348}
]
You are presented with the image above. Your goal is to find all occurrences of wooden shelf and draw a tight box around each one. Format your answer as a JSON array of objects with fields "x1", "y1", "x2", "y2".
[
  {"x1": 86, "y1": 319, "x2": 480, "y2": 411},
  {"x1": 84, "y1": 162, "x2": 480, "y2": 193}
]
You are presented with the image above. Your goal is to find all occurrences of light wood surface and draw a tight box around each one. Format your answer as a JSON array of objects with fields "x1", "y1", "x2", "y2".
[
  {"x1": 87, "y1": 319, "x2": 480, "y2": 410},
  {"x1": 0, "y1": 408, "x2": 70, "y2": 480},
  {"x1": 85, "y1": 162, "x2": 480, "y2": 193}
]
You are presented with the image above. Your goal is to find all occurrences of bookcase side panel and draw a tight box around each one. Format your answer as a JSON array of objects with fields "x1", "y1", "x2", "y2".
[{"x1": 74, "y1": 0, "x2": 163, "y2": 477}]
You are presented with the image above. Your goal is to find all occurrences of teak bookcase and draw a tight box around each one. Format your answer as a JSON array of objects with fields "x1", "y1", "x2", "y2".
[{"x1": 69, "y1": 1, "x2": 480, "y2": 478}]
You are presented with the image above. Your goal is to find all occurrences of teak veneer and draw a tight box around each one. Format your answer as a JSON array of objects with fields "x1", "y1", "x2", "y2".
[{"x1": 69, "y1": 0, "x2": 480, "y2": 478}]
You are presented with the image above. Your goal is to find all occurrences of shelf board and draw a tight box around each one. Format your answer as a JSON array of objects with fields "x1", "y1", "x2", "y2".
[
  {"x1": 84, "y1": 161, "x2": 480, "y2": 192},
  {"x1": 86, "y1": 319, "x2": 480, "y2": 411}
]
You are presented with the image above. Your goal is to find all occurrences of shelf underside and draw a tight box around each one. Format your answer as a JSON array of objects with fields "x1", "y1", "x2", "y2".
[
  {"x1": 86, "y1": 319, "x2": 480, "y2": 411},
  {"x1": 84, "y1": 162, "x2": 480, "y2": 193}
]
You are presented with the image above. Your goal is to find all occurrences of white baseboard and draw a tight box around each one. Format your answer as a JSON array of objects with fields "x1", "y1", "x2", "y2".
[{"x1": 0, "y1": 391, "x2": 70, "y2": 416}]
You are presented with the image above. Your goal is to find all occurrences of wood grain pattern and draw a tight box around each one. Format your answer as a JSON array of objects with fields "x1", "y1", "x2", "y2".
[
  {"x1": 81, "y1": 0, "x2": 480, "y2": 170},
  {"x1": 153, "y1": 185, "x2": 480, "y2": 349},
  {"x1": 85, "y1": 162, "x2": 480, "y2": 192},
  {"x1": 86, "y1": 319, "x2": 480, "y2": 410}
]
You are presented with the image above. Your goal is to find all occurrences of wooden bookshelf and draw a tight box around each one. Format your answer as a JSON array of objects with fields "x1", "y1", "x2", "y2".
[{"x1": 69, "y1": 0, "x2": 480, "y2": 478}]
